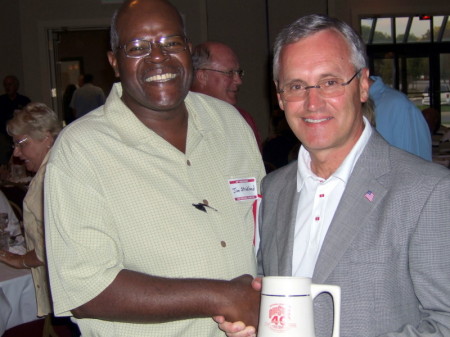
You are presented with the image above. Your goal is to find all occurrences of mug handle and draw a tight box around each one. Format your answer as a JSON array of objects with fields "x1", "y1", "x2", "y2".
[{"x1": 311, "y1": 284, "x2": 341, "y2": 337}]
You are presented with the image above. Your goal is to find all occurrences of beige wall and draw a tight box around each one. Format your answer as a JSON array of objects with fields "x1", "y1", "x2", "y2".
[
  {"x1": 1, "y1": 0, "x2": 449, "y2": 140},
  {"x1": 16, "y1": 0, "x2": 116, "y2": 110}
]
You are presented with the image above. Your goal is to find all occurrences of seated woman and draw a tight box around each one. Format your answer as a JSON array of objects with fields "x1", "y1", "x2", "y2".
[{"x1": 0, "y1": 102, "x2": 62, "y2": 319}]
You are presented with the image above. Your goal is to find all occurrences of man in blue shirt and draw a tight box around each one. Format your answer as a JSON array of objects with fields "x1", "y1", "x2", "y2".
[{"x1": 369, "y1": 76, "x2": 431, "y2": 161}]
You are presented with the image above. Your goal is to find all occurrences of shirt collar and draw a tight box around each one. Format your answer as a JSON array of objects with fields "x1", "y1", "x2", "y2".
[
  {"x1": 105, "y1": 84, "x2": 209, "y2": 146},
  {"x1": 297, "y1": 116, "x2": 373, "y2": 191}
]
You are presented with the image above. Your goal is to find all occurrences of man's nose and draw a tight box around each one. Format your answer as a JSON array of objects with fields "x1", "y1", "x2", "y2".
[
  {"x1": 304, "y1": 87, "x2": 325, "y2": 110},
  {"x1": 232, "y1": 73, "x2": 242, "y2": 85},
  {"x1": 144, "y1": 44, "x2": 169, "y2": 63}
]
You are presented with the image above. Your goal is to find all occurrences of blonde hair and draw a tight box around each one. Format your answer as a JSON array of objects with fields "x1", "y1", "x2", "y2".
[{"x1": 7, "y1": 102, "x2": 62, "y2": 140}]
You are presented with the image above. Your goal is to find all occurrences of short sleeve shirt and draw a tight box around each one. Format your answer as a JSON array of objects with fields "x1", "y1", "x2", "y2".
[{"x1": 45, "y1": 84, "x2": 265, "y2": 337}]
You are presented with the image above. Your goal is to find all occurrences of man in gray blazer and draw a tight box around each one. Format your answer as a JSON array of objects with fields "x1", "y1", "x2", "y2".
[{"x1": 215, "y1": 14, "x2": 450, "y2": 337}]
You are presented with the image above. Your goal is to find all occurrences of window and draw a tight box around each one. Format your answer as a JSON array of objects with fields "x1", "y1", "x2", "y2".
[
  {"x1": 361, "y1": 15, "x2": 449, "y2": 45},
  {"x1": 361, "y1": 15, "x2": 450, "y2": 126}
]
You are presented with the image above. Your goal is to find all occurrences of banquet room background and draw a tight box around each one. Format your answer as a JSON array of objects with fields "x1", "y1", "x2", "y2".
[{"x1": 1, "y1": 0, "x2": 449, "y2": 141}]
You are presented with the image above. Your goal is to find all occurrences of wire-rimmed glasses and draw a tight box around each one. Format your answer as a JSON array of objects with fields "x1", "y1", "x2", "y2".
[
  {"x1": 196, "y1": 68, "x2": 245, "y2": 79},
  {"x1": 118, "y1": 35, "x2": 189, "y2": 58},
  {"x1": 11, "y1": 137, "x2": 29, "y2": 150},
  {"x1": 278, "y1": 70, "x2": 361, "y2": 102}
]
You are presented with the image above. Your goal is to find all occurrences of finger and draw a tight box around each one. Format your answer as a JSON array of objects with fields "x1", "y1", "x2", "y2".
[
  {"x1": 218, "y1": 320, "x2": 246, "y2": 333},
  {"x1": 228, "y1": 326, "x2": 256, "y2": 337},
  {"x1": 212, "y1": 315, "x2": 225, "y2": 323},
  {"x1": 251, "y1": 277, "x2": 262, "y2": 291}
]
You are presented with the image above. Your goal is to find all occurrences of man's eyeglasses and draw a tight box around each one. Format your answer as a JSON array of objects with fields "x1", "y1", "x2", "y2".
[
  {"x1": 117, "y1": 35, "x2": 188, "y2": 58},
  {"x1": 12, "y1": 137, "x2": 29, "y2": 150},
  {"x1": 197, "y1": 68, "x2": 245, "y2": 79},
  {"x1": 278, "y1": 70, "x2": 361, "y2": 102}
]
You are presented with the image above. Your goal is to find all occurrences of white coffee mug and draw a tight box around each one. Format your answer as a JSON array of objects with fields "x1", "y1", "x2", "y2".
[{"x1": 258, "y1": 277, "x2": 340, "y2": 337}]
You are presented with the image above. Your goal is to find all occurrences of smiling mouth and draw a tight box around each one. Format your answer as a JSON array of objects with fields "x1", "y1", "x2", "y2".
[
  {"x1": 304, "y1": 117, "x2": 332, "y2": 124},
  {"x1": 145, "y1": 73, "x2": 177, "y2": 83}
]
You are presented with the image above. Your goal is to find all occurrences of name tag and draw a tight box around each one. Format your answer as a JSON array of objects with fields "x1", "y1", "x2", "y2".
[{"x1": 228, "y1": 178, "x2": 258, "y2": 201}]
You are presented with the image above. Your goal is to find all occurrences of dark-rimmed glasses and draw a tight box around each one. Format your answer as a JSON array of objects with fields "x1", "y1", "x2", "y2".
[
  {"x1": 117, "y1": 35, "x2": 188, "y2": 58},
  {"x1": 278, "y1": 70, "x2": 361, "y2": 102},
  {"x1": 197, "y1": 68, "x2": 245, "y2": 79}
]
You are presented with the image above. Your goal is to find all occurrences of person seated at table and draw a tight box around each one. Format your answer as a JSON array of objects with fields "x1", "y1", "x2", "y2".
[
  {"x1": 0, "y1": 190, "x2": 21, "y2": 238},
  {"x1": 0, "y1": 102, "x2": 62, "y2": 318}
]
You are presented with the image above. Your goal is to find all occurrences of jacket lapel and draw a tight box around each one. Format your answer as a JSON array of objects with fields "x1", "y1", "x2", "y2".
[
  {"x1": 313, "y1": 132, "x2": 390, "y2": 283},
  {"x1": 276, "y1": 168, "x2": 299, "y2": 276}
]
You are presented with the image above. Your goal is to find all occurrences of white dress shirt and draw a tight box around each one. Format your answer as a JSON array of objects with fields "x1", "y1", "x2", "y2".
[{"x1": 292, "y1": 117, "x2": 372, "y2": 277}]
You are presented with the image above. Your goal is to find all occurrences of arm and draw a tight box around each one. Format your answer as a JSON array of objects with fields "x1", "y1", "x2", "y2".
[
  {"x1": 44, "y1": 143, "x2": 261, "y2": 326},
  {"x1": 45, "y1": 168, "x2": 260, "y2": 325},
  {"x1": 0, "y1": 249, "x2": 43, "y2": 269},
  {"x1": 72, "y1": 271, "x2": 260, "y2": 325}
]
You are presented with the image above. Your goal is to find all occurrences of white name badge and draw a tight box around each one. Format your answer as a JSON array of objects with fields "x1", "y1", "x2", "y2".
[{"x1": 228, "y1": 178, "x2": 258, "y2": 201}]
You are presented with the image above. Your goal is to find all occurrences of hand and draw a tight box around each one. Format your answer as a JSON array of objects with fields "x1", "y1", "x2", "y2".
[
  {"x1": 225, "y1": 275, "x2": 261, "y2": 327},
  {"x1": 213, "y1": 276, "x2": 263, "y2": 335},
  {"x1": 213, "y1": 316, "x2": 256, "y2": 337},
  {"x1": 251, "y1": 277, "x2": 262, "y2": 292}
]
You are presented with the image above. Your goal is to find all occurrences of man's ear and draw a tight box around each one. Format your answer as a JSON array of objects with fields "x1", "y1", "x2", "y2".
[
  {"x1": 195, "y1": 70, "x2": 208, "y2": 87},
  {"x1": 359, "y1": 68, "x2": 370, "y2": 103},
  {"x1": 107, "y1": 51, "x2": 120, "y2": 78},
  {"x1": 274, "y1": 81, "x2": 285, "y2": 111}
]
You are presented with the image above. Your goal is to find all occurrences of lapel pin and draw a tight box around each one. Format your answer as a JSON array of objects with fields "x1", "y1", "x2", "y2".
[{"x1": 364, "y1": 190, "x2": 374, "y2": 202}]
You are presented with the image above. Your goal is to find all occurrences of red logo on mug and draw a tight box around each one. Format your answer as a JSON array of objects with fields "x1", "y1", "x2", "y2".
[{"x1": 266, "y1": 303, "x2": 296, "y2": 332}]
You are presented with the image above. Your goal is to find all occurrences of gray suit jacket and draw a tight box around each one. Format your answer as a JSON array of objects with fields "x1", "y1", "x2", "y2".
[{"x1": 257, "y1": 132, "x2": 450, "y2": 337}]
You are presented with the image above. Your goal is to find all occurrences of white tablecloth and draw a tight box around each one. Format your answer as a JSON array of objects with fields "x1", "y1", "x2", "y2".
[{"x1": 0, "y1": 263, "x2": 38, "y2": 334}]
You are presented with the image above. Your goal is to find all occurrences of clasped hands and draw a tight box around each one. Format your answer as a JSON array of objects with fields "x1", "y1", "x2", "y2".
[{"x1": 214, "y1": 276, "x2": 263, "y2": 337}]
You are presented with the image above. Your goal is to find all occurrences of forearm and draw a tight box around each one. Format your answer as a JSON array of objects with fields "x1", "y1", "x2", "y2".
[
  {"x1": 72, "y1": 270, "x2": 259, "y2": 325},
  {"x1": 0, "y1": 249, "x2": 43, "y2": 269},
  {"x1": 22, "y1": 250, "x2": 44, "y2": 268}
]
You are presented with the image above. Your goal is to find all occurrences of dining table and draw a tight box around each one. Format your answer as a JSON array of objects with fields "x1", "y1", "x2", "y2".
[{"x1": 0, "y1": 263, "x2": 38, "y2": 335}]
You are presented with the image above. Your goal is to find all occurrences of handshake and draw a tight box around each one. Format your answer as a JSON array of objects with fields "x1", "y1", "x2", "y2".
[{"x1": 214, "y1": 276, "x2": 340, "y2": 337}]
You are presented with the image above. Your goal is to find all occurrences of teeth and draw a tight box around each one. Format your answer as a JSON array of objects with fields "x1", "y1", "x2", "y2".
[
  {"x1": 304, "y1": 117, "x2": 331, "y2": 123},
  {"x1": 145, "y1": 73, "x2": 176, "y2": 82}
]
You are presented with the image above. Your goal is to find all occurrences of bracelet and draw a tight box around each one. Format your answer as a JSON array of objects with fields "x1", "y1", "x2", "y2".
[{"x1": 22, "y1": 256, "x2": 31, "y2": 268}]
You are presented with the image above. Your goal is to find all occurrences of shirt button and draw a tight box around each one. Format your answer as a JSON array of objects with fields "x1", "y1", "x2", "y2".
[
  {"x1": 221, "y1": 241, "x2": 227, "y2": 247},
  {"x1": 187, "y1": 160, "x2": 191, "y2": 166}
]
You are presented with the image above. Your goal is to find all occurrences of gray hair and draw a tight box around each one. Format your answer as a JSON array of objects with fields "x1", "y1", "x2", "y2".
[
  {"x1": 7, "y1": 102, "x2": 62, "y2": 140},
  {"x1": 273, "y1": 14, "x2": 368, "y2": 81},
  {"x1": 191, "y1": 43, "x2": 213, "y2": 70}
]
